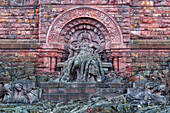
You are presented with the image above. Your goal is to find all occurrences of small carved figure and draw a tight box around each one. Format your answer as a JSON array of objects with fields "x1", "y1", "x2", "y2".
[
  {"x1": 26, "y1": 87, "x2": 41, "y2": 104},
  {"x1": 0, "y1": 70, "x2": 10, "y2": 83},
  {"x1": 3, "y1": 84, "x2": 15, "y2": 103},
  {"x1": 14, "y1": 83, "x2": 28, "y2": 103},
  {"x1": 68, "y1": 42, "x2": 80, "y2": 58}
]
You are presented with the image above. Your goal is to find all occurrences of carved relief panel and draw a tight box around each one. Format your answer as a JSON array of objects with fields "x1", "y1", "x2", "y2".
[
  {"x1": 60, "y1": 18, "x2": 107, "y2": 52},
  {"x1": 46, "y1": 7, "x2": 124, "y2": 50}
]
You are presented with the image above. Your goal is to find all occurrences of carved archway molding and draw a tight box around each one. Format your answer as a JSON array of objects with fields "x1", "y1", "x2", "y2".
[{"x1": 46, "y1": 7, "x2": 124, "y2": 49}]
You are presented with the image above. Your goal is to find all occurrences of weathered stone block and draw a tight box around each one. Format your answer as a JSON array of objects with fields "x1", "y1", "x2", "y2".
[{"x1": 86, "y1": 88, "x2": 96, "y2": 94}]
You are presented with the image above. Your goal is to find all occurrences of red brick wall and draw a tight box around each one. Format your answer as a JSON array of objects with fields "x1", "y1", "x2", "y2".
[
  {"x1": 0, "y1": 0, "x2": 39, "y2": 49},
  {"x1": 0, "y1": 0, "x2": 39, "y2": 82},
  {"x1": 129, "y1": 0, "x2": 170, "y2": 86},
  {"x1": 0, "y1": 0, "x2": 169, "y2": 86}
]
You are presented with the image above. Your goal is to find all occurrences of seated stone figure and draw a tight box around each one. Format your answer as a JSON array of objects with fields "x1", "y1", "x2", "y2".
[{"x1": 60, "y1": 32, "x2": 106, "y2": 82}]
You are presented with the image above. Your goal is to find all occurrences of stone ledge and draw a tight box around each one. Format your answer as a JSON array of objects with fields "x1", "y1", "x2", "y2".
[
  {"x1": 39, "y1": 82, "x2": 132, "y2": 88},
  {"x1": 43, "y1": 87, "x2": 127, "y2": 95},
  {"x1": 0, "y1": 0, "x2": 38, "y2": 7},
  {"x1": 42, "y1": 93, "x2": 90, "y2": 102},
  {"x1": 0, "y1": 43, "x2": 40, "y2": 49},
  {"x1": 57, "y1": 62, "x2": 112, "y2": 68}
]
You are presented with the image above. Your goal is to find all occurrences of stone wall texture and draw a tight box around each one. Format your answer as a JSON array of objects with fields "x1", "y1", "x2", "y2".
[{"x1": 0, "y1": 0, "x2": 169, "y2": 87}]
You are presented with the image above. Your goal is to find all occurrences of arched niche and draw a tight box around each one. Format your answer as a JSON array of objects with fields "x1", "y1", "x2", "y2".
[{"x1": 46, "y1": 7, "x2": 124, "y2": 50}]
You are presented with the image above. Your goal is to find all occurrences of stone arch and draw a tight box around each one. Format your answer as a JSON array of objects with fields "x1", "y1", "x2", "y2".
[
  {"x1": 46, "y1": 7, "x2": 123, "y2": 49},
  {"x1": 59, "y1": 17, "x2": 109, "y2": 50}
]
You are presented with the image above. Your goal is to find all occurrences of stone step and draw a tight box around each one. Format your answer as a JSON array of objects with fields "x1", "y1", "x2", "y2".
[
  {"x1": 42, "y1": 93, "x2": 122, "y2": 102},
  {"x1": 39, "y1": 82, "x2": 132, "y2": 89},
  {"x1": 40, "y1": 82, "x2": 132, "y2": 102},
  {"x1": 127, "y1": 88, "x2": 145, "y2": 94},
  {"x1": 42, "y1": 93, "x2": 90, "y2": 102},
  {"x1": 132, "y1": 80, "x2": 150, "y2": 88},
  {"x1": 43, "y1": 88, "x2": 127, "y2": 95}
]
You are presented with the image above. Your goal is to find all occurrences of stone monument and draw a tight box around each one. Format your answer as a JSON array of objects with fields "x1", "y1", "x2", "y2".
[{"x1": 60, "y1": 31, "x2": 108, "y2": 82}]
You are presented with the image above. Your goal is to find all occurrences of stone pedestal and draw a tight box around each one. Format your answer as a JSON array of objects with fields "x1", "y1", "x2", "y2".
[{"x1": 39, "y1": 82, "x2": 132, "y2": 102}]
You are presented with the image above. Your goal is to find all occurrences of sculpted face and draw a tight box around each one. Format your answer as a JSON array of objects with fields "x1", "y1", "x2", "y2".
[
  {"x1": 4, "y1": 84, "x2": 12, "y2": 95},
  {"x1": 15, "y1": 83, "x2": 22, "y2": 91}
]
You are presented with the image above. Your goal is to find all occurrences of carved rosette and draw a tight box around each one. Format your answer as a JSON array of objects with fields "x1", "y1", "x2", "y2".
[{"x1": 46, "y1": 7, "x2": 123, "y2": 49}]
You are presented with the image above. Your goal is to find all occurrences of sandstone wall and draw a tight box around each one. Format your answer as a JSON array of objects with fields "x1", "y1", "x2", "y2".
[
  {"x1": 0, "y1": 0, "x2": 39, "y2": 82},
  {"x1": 130, "y1": 0, "x2": 170, "y2": 87},
  {"x1": 0, "y1": 0, "x2": 169, "y2": 87}
]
